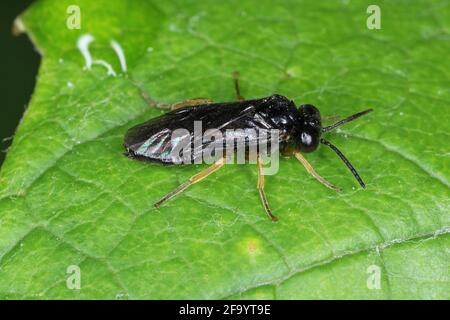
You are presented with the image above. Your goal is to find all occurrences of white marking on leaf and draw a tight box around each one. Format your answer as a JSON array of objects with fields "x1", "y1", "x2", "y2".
[
  {"x1": 110, "y1": 39, "x2": 127, "y2": 72},
  {"x1": 92, "y1": 60, "x2": 117, "y2": 77},
  {"x1": 77, "y1": 34, "x2": 94, "y2": 70}
]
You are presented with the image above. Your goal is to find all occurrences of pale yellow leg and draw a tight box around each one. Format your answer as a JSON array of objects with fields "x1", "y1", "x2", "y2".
[
  {"x1": 154, "y1": 157, "x2": 225, "y2": 208},
  {"x1": 155, "y1": 98, "x2": 214, "y2": 110},
  {"x1": 294, "y1": 152, "x2": 342, "y2": 192},
  {"x1": 257, "y1": 154, "x2": 278, "y2": 222},
  {"x1": 169, "y1": 98, "x2": 214, "y2": 110}
]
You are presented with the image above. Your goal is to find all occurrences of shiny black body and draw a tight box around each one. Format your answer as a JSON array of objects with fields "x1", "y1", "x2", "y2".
[{"x1": 124, "y1": 94, "x2": 322, "y2": 164}]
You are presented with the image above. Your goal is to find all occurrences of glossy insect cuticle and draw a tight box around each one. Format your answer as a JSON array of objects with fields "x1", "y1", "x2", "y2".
[{"x1": 124, "y1": 73, "x2": 373, "y2": 220}]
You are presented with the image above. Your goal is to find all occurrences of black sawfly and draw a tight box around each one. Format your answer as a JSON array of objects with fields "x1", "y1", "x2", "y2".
[{"x1": 124, "y1": 72, "x2": 373, "y2": 221}]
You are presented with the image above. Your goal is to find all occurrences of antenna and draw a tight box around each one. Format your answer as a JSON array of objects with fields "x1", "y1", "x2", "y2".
[
  {"x1": 320, "y1": 138, "x2": 366, "y2": 188},
  {"x1": 322, "y1": 109, "x2": 373, "y2": 133}
]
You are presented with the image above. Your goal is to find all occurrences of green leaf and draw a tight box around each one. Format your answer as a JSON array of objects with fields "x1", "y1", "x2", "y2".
[{"x1": 1, "y1": 0, "x2": 449, "y2": 299}]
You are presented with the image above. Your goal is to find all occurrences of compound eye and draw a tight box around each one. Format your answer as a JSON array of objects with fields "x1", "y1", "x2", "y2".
[
  {"x1": 299, "y1": 131, "x2": 319, "y2": 153},
  {"x1": 301, "y1": 132, "x2": 313, "y2": 146}
]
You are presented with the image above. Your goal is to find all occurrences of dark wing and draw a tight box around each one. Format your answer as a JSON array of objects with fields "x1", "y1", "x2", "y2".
[{"x1": 124, "y1": 95, "x2": 297, "y2": 164}]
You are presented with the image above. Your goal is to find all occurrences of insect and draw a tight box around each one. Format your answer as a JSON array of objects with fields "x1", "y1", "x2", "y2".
[{"x1": 124, "y1": 72, "x2": 373, "y2": 221}]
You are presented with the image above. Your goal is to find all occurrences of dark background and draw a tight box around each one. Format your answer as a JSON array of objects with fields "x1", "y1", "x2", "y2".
[{"x1": 0, "y1": 0, "x2": 40, "y2": 166}]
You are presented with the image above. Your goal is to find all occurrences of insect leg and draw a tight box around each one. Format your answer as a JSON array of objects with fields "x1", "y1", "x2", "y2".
[
  {"x1": 138, "y1": 90, "x2": 212, "y2": 110},
  {"x1": 168, "y1": 98, "x2": 214, "y2": 110},
  {"x1": 154, "y1": 157, "x2": 226, "y2": 208},
  {"x1": 232, "y1": 71, "x2": 245, "y2": 101},
  {"x1": 154, "y1": 98, "x2": 213, "y2": 110},
  {"x1": 294, "y1": 152, "x2": 342, "y2": 192},
  {"x1": 257, "y1": 154, "x2": 278, "y2": 222}
]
